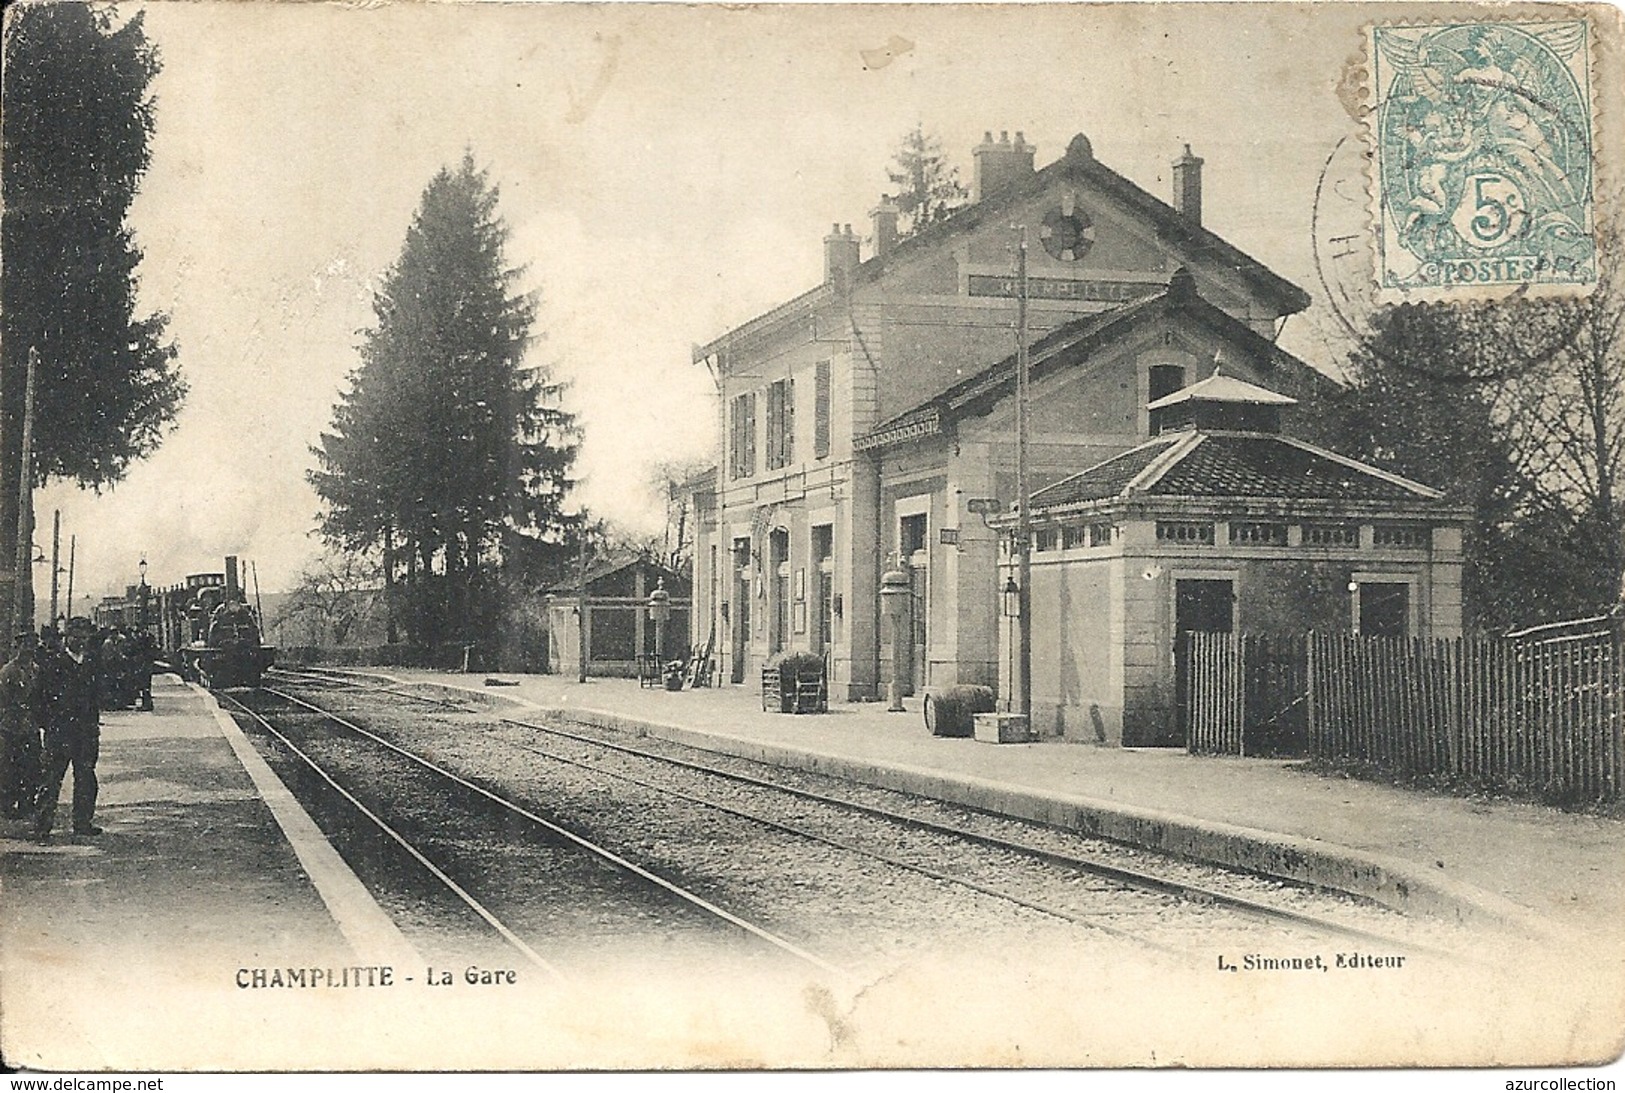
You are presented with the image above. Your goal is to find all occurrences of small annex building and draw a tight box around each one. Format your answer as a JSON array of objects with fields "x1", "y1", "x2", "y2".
[
  {"x1": 546, "y1": 555, "x2": 691, "y2": 679},
  {"x1": 990, "y1": 371, "x2": 1469, "y2": 747}
]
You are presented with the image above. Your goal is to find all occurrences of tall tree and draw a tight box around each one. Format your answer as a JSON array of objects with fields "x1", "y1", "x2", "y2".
[
  {"x1": 885, "y1": 124, "x2": 968, "y2": 237},
  {"x1": 0, "y1": 3, "x2": 185, "y2": 623},
  {"x1": 1315, "y1": 237, "x2": 1625, "y2": 629},
  {"x1": 310, "y1": 153, "x2": 579, "y2": 645}
]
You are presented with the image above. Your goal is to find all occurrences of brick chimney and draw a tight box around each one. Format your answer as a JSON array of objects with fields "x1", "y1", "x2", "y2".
[
  {"x1": 973, "y1": 130, "x2": 1036, "y2": 203},
  {"x1": 824, "y1": 223, "x2": 860, "y2": 284},
  {"x1": 1172, "y1": 144, "x2": 1203, "y2": 226},
  {"x1": 871, "y1": 197, "x2": 900, "y2": 259}
]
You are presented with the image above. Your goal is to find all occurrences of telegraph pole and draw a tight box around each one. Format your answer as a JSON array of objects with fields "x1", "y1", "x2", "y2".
[
  {"x1": 49, "y1": 509, "x2": 60, "y2": 627},
  {"x1": 13, "y1": 349, "x2": 39, "y2": 635},
  {"x1": 1014, "y1": 227, "x2": 1032, "y2": 722},
  {"x1": 65, "y1": 535, "x2": 76, "y2": 625},
  {"x1": 577, "y1": 521, "x2": 588, "y2": 683}
]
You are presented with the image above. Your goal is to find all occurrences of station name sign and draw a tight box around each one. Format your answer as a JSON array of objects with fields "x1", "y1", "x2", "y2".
[{"x1": 968, "y1": 274, "x2": 1161, "y2": 304}]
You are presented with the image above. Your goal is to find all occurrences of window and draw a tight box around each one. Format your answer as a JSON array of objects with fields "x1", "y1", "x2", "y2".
[
  {"x1": 1156, "y1": 520, "x2": 1214, "y2": 544},
  {"x1": 814, "y1": 360, "x2": 831, "y2": 460},
  {"x1": 1089, "y1": 522, "x2": 1115, "y2": 547},
  {"x1": 1304, "y1": 523, "x2": 1359, "y2": 547},
  {"x1": 729, "y1": 393, "x2": 756, "y2": 479},
  {"x1": 1149, "y1": 363, "x2": 1187, "y2": 403},
  {"x1": 1061, "y1": 524, "x2": 1087, "y2": 550},
  {"x1": 765, "y1": 379, "x2": 794, "y2": 470},
  {"x1": 900, "y1": 513, "x2": 928, "y2": 558},
  {"x1": 1033, "y1": 527, "x2": 1060, "y2": 552},
  {"x1": 1373, "y1": 523, "x2": 1430, "y2": 550},
  {"x1": 1230, "y1": 521, "x2": 1288, "y2": 546}
]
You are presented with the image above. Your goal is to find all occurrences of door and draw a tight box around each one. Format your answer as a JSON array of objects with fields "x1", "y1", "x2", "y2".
[
  {"x1": 1174, "y1": 578, "x2": 1235, "y2": 746},
  {"x1": 730, "y1": 539, "x2": 750, "y2": 684},
  {"x1": 1358, "y1": 583, "x2": 1409, "y2": 637},
  {"x1": 811, "y1": 526, "x2": 833, "y2": 656},
  {"x1": 769, "y1": 529, "x2": 790, "y2": 655}
]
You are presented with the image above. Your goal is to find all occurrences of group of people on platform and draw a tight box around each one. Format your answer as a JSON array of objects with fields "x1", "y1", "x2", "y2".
[{"x1": 0, "y1": 618, "x2": 156, "y2": 843}]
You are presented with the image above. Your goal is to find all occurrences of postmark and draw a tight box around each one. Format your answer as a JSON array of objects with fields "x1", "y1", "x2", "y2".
[{"x1": 1367, "y1": 20, "x2": 1596, "y2": 297}]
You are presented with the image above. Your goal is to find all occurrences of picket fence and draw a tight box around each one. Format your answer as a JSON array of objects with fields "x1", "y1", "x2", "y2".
[{"x1": 1183, "y1": 621, "x2": 1624, "y2": 805}]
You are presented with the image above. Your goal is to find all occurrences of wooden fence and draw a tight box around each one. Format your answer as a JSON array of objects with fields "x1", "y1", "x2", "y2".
[
  {"x1": 1185, "y1": 624, "x2": 1624, "y2": 805},
  {"x1": 1184, "y1": 632, "x2": 1308, "y2": 757}
]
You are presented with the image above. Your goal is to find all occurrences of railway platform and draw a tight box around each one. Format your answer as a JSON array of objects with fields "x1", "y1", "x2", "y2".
[
  {"x1": 386, "y1": 668, "x2": 1625, "y2": 947},
  {"x1": 0, "y1": 675, "x2": 420, "y2": 1071}
]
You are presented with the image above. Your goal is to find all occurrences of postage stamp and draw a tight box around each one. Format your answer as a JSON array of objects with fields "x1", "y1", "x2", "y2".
[{"x1": 1368, "y1": 20, "x2": 1597, "y2": 296}]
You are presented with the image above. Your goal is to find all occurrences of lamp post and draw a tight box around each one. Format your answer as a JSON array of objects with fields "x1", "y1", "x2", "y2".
[
  {"x1": 1002, "y1": 574, "x2": 1020, "y2": 713},
  {"x1": 880, "y1": 562, "x2": 911, "y2": 712},
  {"x1": 138, "y1": 555, "x2": 150, "y2": 632},
  {"x1": 648, "y1": 579, "x2": 672, "y2": 686}
]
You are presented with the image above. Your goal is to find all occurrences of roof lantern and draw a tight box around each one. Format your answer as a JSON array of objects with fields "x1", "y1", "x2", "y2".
[{"x1": 1148, "y1": 353, "x2": 1296, "y2": 435}]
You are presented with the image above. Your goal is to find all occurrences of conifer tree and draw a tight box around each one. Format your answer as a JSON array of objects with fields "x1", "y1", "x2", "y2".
[
  {"x1": 310, "y1": 153, "x2": 578, "y2": 644},
  {"x1": 886, "y1": 125, "x2": 968, "y2": 236}
]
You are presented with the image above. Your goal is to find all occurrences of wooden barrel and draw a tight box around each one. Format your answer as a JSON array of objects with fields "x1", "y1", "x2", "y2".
[{"x1": 924, "y1": 684, "x2": 997, "y2": 737}]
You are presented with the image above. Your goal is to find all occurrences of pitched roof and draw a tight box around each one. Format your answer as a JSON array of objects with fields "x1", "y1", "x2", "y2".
[
  {"x1": 545, "y1": 554, "x2": 685, "y2": 595},
  {"x1": 856, "y1": 275, "x2": 1325, "y2": 452},
  {"x1": 1025, "y1": 432, "x2": 1447, "y2": 513},
  {"x1": 694, "y1": 133, "x2": 1309, "y2": 364}
]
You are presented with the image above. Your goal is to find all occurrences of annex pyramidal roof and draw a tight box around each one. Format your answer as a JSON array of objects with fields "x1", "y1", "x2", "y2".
[{"x1": 1026, "y1": 430, "x2": 1447, "y2": 512}]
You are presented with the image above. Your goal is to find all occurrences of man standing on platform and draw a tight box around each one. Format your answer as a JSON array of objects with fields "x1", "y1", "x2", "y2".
[
  {"x1": 33, "y1": 616, "x2": 102, "y2": 841},
  {"x1": 0, "y1": 627, "x2": 43, "y2": 820}
]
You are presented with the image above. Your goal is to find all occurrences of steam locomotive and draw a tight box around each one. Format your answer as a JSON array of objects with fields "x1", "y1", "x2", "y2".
[{"x1": 98, "y1": 555, "x2": 275, "y2": 688}]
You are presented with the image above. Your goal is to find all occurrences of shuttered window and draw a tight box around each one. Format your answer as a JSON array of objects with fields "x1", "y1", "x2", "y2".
[
  {"x1": 766, "y1": 378, "x2": 794, "y2": 469},
  {"x1": 814, "y1": 360, "x2": 831, "y2": 459},
  {"x1": 729, "y1": 392, "x2": 757, "y2": 479}
]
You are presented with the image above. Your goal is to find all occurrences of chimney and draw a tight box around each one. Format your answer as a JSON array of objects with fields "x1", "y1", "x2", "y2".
[
  {"x1": 973, "y1": 129, "x2": 1036, "y2": 203},
  {"x1": 871, "y1": 197, "x2": 900, "y2": 259},
  {"x1": 224, "y1": 556, "x2": 240, "y2": 596},
  {"x1": 1172, "y1": 143, "x2": 1203, "y2": 226},
  {"x1": 824, "y1": 223, "x2": 860, "y2": 284}
]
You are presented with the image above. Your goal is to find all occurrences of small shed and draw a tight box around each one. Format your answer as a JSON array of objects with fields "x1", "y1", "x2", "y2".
[
  {"x1": 993, "y1": 370, "x2": 1469, "y2": 747},
  {"x1": 546, "y1": 556, "x2": 692, "y2": 678}
]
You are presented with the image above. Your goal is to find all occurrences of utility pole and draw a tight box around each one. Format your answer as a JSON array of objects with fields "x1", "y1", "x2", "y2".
[
  {"x1": 48, "y1": 509, "x2": 59, "y2": 627},
  {"x1": 577, "y1": 523, "x2": 589, "y2": 683},
  {"x1": 12, "y1": 349, "x2": 39, "y2": 635},
  {"x1": 65, "y1": 534, "x2": 75, "y2": 626},
  {"x1": 1014, "y1": 227, "x2": 1032, "y2": 722}
]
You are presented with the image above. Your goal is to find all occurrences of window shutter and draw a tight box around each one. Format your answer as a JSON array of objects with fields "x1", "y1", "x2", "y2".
[
  {"x1": 744, "y1": 392, "x2": 757, "y2": 475},
  {"x1": 784, "y1": 378, "x2": 795, "y2": 465},
  {"x1": 814, "y1": 360, "x2": 830, "y2": 459}
]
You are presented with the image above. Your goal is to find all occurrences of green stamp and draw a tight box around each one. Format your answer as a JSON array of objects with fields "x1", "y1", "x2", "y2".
[{"x1": 1370, "y1": 21, "x2": 1595, "y2": 294}]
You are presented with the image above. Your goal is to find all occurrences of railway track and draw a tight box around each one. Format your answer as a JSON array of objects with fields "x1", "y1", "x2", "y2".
[
  {"x1": 252, "y1": 668, "x2": 1464, "y2": 965},
  {"x1": 218, "y1": 685, "x2": 851, "y2": 986}
]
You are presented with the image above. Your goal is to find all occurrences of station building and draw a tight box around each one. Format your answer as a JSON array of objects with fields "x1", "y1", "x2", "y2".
[{"x1": 689, "y1": 130, "x2": 1339, "y2": 704}]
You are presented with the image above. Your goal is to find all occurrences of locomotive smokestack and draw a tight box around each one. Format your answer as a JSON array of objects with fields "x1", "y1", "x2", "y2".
[{"x1": 225, "y1": 556, "x2": 240, "y2": 596}]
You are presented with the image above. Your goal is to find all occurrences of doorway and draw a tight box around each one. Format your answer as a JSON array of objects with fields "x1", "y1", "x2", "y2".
[
  {"x1": 730, "y1": 538, "x2": 750, "y2": 683},
  {"x1": 1173, "y1": 578, "x2": 1235, "y2": 746},
  {"x1": 811, "y1": 525, "x2": 833, "y2": 656},
  {"x1": 1357, "y1": 582, "x2": 1410, "y2": 637},
  {"x1": 769, "y1": 528, "x2": 790, "y2": 655}
]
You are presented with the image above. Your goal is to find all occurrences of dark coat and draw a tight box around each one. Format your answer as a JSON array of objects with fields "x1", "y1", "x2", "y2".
[{"x1": 40, "y1": 646, "x2": 100, "y2": 738}]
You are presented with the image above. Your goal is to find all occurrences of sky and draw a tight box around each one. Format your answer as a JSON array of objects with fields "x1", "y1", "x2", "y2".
[{"x1": 21, "y1": 0, "x2": 1530, "y2": 605}]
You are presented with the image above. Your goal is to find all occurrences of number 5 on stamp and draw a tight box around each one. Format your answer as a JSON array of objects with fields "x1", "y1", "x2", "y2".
[{"x1": 1368, "y1": 20, "x2": 1596, "y2": 296}]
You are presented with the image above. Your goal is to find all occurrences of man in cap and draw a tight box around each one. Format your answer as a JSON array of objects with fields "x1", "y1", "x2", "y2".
[
  {"x1": 33, "y1": 616, "x2": 103, "y2": 840},
  {"x1": 0, "y1": 626, "x2": 42, "y2": 819}
]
